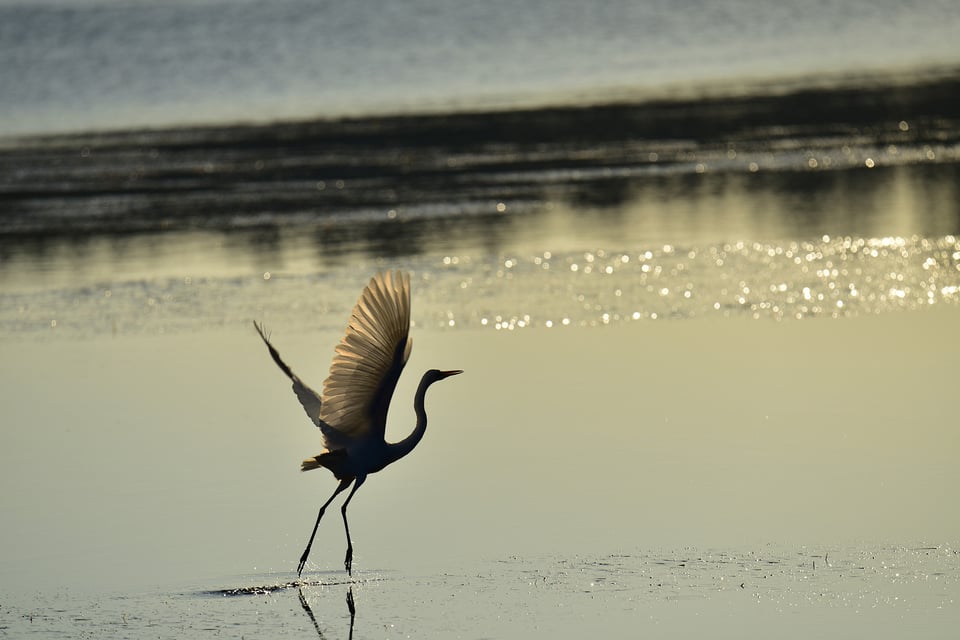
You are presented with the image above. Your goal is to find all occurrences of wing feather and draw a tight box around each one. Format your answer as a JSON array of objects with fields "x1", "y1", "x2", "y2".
[
  {"x1": 253, "y1": 321, "x2": 324, "y2": 429},
  {"x1": 319, "y1": 271, "x2": 412, "y2": 445}
]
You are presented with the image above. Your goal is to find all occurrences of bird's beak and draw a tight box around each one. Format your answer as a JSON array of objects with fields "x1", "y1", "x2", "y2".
[{"x1": 440, "y1": 369, "x2": 464, "y2": 378}]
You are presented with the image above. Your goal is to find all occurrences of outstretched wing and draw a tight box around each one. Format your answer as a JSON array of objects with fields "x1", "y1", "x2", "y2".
[
  {"x1": 253, "y1": 321, "x2": 324, "y2": 428},
  {"x1": 319, "y1": 271, "x2": 412, "y2": 447}
]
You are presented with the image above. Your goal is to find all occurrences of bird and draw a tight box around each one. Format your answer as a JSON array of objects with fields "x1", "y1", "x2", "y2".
[{"x1": 253, "y1": 271, "x2": 462, "y2": 577}]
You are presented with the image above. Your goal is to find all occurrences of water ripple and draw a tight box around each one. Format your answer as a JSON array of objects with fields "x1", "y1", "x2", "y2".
[
  {"x1": 427, "y1": 234, "x2": 960, "y2": 330},
  {"x1": 2, "y1": 234, "x2": 957, "y2": 339}
]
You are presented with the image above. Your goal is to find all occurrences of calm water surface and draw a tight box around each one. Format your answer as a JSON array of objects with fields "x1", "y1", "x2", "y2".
[
  {"x1": 4, "y1": 546, "x2": 958, "y2": 638},
  {"x1": 2, "y1": 312, "x2": 959, "y2": 637},
  {"x1": 2, "y1": 0, "x2": 958, "y2": 136}
]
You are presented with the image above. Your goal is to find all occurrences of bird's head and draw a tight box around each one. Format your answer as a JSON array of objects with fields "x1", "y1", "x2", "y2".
[{"x1": 423, "y1": 369, "x2": 463, "y2": 384}]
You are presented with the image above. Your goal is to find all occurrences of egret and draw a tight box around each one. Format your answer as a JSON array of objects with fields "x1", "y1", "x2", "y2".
[{"x1": 254, "y1": 271, "x2": 462, "y2": 577}]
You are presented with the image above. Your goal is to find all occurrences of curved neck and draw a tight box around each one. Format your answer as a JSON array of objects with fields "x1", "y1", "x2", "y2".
[{"x1": 387, "y1": 372, "x2": 435, "y2": 464}]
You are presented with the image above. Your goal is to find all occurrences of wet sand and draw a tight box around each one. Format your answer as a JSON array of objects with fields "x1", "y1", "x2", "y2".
[{"x1": 1, "y1": 308, "x2": 958, "y2": 637}]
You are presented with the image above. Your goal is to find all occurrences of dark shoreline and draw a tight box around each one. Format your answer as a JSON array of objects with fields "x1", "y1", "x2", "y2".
[
  {"x1": 7, "y1": 67, "x2": 960, "y2": 149},
  {"x1": 1, "y1": 70, "x2": 959, "y2": 240}
]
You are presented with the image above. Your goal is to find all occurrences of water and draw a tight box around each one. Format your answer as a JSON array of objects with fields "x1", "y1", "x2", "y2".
[
  {"x1": 2, "y1": 1, "x2": 960, "y2": 636},
  {"x1": 3, "y1": 74, "x2": 960, "y2": 337},
  {"x1": 3, "y1": 154, "x2": 960, "y2": 337},
  {"x1": 1, "y1": 0, "x2": 959, "y2": 137},
  {"x1": 2, "y1": 318, "x2": 959, "y2": 637},
  {"x1": 3, "y1": 548, "x2": 958, "y2": 638}
]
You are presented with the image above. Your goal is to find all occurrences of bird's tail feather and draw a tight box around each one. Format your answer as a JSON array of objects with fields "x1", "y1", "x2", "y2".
[
  {"x1": 301, "y1": 449, "x2": 349, "y2": 477},
  {"x1": 301, "y1": 456, "x2": 323, "y2": 471}
]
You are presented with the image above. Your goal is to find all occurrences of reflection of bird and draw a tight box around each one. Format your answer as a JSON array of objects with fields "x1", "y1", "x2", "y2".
[
  {"x1": 254, "y1": 271, "x2": 462, "y2": 577},
  {"x1": 298, "y1": 585, "x2": 356, "y2": 639}
]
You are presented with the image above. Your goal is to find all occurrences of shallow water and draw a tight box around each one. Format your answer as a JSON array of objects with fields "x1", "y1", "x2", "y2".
[
  {"x1": 3, "y1": 546, "x2": 958, "y2": 638},
  {"x1": 3, "y1": 159, "x2": 960, "y2": 339},
  {"x1": 2, "y1": 311, "x2": 959, "y2": 636}
]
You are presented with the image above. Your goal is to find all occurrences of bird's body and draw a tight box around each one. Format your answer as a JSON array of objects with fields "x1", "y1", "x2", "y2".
[{"x1": 254, "y1": 271, "x2": 461, "y2": 577}]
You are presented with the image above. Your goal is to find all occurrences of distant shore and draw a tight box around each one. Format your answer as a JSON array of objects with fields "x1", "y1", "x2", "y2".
[{"x1": 5, "y1": 65, "x2": 959, "y2": 148}]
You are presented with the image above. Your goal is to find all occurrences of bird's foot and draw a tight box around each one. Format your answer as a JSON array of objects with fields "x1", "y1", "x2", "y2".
[
  {"x1": 297, "y1": 548, "x2": 311, "y2": 577},
  {"x1": 344, "y1": 547, "x2": 353, "y2": 576}
]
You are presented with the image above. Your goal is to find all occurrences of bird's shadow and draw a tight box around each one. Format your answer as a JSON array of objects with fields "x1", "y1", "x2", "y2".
[{"x1": 298, "y1": 585, "x2": 356, "y2": 640}]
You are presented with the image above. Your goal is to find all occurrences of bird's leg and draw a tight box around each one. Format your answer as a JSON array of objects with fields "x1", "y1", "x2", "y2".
[
  {"x1": 298, "y1": 478, "x2": 352, "y2": 577},
  {"x1": 340, "y1": 475, "x2": 366, "y2": 576}
]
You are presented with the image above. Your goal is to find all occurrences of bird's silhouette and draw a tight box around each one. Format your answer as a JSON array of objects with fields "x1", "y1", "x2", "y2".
[{"x1": 254, "y1": 271, "x2": 462, "y2": 576}]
